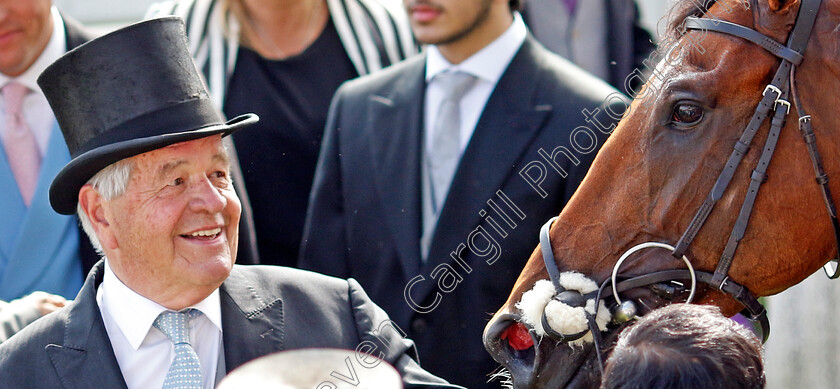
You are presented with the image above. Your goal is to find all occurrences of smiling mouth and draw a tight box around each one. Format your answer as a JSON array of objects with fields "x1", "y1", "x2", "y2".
[{"x1": 182, "y1": 228, "x2": 222, "y2": 240}]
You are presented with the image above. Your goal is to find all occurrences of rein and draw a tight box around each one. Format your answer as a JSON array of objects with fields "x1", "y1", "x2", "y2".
[{"x1": 535, "y1": 0, "x2": 835, "y2": 366}]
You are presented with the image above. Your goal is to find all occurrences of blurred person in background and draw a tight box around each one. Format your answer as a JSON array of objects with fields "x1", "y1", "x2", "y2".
[
  {"x1": 0, "y1": 0, "x2": 99, "y2": 341},
  {"x1": 521, "y1": 0, "x2": 654, "y2": 93},
  {"x1": 147, "y1": 0, "x2": 416, "y2": 267},
  {"x1": 0, "y1": 292, "x2": 67, "y2": 343}
]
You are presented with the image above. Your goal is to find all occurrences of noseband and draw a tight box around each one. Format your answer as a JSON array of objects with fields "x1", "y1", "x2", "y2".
[{"x1": 535, "y1": 0, "x2": 835, "y2": 362}]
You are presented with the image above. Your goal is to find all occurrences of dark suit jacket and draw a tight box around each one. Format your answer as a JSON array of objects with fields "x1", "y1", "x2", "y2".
[
  {"x1": 300, "y1": 36, "x2": 627, "y2": 389},
  {"x1": 0, "y1": 262, "x2": 460, "y2": 388}
]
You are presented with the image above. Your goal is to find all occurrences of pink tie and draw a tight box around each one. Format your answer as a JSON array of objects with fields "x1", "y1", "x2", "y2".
[{"x1": 3, "y1": 82, "x2": 41, "y2": 206}]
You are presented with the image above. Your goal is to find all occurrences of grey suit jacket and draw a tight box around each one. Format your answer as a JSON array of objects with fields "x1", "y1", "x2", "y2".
[
  {"x1": 300, "y1": 36, "x2": 628, "y2": 388},
  {"x1": 0, "y1": 262, "x2": 459, "y2": 388}
]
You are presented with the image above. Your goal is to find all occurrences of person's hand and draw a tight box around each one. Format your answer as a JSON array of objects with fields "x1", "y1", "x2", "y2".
[{"x1": 17, "y1": 291, "x2": 68, "y2": 316}]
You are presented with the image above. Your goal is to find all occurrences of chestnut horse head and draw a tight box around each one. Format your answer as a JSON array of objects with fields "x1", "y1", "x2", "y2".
[{"x1": 484, "y1": 0, "x2": 840, "y2": 387}]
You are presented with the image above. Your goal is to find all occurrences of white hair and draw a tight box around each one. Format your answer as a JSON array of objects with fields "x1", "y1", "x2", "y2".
[{"x1": 76, "y1": 159, "x2": 134, "y2": 254}]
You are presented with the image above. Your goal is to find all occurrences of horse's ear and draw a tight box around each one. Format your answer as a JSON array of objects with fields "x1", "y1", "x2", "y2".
[
  {"x1": 766, "y1": 0, "x2": 800, "y2": 14},
  {"x1": 756, "y1": 0, "x2": 801, "y2": 41}
]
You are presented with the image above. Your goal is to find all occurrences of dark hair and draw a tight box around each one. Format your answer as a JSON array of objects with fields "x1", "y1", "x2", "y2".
[
  {"x1": 601, "y1": 304, "x2": 765, "y2": 389},
  {"x1": 509, "y1": 0, "x2": 522, "y2": 11}
]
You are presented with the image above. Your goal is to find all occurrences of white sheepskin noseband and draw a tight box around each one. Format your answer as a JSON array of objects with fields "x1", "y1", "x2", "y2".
[{"x1": 515, "y1": 272, "x2": 611, "y2": 346}]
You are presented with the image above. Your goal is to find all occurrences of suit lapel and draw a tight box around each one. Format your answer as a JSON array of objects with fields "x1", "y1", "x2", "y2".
[
  {"x1": 422, "y1": 37, "x2": 553, "y2": 276},
  {"x1": 45, "y1": 264, "x2": 286, "y2": 387},
  {"x1": 220, "y1": 267, "x2": 284, "y2": 372},
  {"x1": 46, "y1": 262, "x2": 128, "y2": 389},
  {"x1": 368, "y1": 57, "x2": 427, "y2": 280}
]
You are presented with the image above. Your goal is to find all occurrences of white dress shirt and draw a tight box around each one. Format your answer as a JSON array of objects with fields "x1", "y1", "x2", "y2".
[
  {"x1": 97, "y1": 260, "x2": 225, "y2": 389},
  {"x1": 0, "y1": 7, "x2": 66, "y2": 155},
  {"x1": 423, "y1": 12, "x2": 527, "y2": 156}
]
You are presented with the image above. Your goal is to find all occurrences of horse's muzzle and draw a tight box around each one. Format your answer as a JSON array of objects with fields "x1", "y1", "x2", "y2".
[{"x1": 484, "y1": 312, "x2": 602, "y2": 388}]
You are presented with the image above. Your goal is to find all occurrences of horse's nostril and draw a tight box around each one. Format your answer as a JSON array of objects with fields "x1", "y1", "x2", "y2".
[{"x1": 500, "y1": 322, "x2": 534, "y2": 351}]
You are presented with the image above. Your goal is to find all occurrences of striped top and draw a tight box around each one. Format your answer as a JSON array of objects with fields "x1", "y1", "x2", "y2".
[{"x1": 146, "y1": 0, "x2": 417, "y2": 109}]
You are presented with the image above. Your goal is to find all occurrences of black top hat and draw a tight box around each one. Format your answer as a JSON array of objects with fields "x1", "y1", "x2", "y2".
[{"x1": 38, "y1": 17, "x2": 258, "y2": 215}]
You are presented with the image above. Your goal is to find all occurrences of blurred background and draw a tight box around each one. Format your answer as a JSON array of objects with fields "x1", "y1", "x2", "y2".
[{"x1": 54, "y1": 0, "x2": 158, "y2": 31}]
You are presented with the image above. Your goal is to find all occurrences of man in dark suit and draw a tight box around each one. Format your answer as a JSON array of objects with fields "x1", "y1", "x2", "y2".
[
  {"x1": 521, "y1": 0, "x2": 655, "y2": 92},
  {"x1": 0, "y1": 18, "x2": 459, "y2": 389},
  {"x1": 0, "y1": 0, "x2": 98, "y2": 339},
  {"x1": 299, "y1": 0, "x2": 629, "y2": 387}
]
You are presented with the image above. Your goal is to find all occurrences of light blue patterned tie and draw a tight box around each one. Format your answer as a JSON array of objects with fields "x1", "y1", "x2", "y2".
[{"x1": 154, "y1": 309, "x2": 203, "y2": 389}]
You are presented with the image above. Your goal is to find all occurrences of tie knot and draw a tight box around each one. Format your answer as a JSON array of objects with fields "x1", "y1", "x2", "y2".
[
  {"x1": 435, "y1": 71, "x2": 478, "y2": 101},
  {"x1": 154, "y1": 309, "x2": 201, "y2": 345},
  {"x1": 3, "y1": 82, "x2": 29, "y2": 115}
]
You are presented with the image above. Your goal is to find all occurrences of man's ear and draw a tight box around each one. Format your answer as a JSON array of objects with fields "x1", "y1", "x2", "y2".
[{"x1": 78, "y1": 184, "x2": 118, "y2": 250}]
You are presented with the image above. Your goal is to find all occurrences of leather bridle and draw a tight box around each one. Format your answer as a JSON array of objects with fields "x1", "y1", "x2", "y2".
[{"x1": 535, "y1": 0, "x2": 836, "y2": 365}]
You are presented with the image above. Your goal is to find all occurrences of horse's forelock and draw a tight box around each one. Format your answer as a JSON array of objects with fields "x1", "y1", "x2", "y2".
[
  {"x1": 664, "y1": 0, "x2": 716, "y2": 41},
  {"x1": 663, "y1": 0, "x2": 757, "y2": 41}
]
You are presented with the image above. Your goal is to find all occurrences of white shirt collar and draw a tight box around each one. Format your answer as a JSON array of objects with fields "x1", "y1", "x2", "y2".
[
  {"x1": 425, "y1": 12, "x2": 527, "y2": 84},
  {"x1": 100, "y1": 259, "x2": 223, "y2": 351},
  {"x1": 0, "y1": 7, "x2": 66, "y2": 92}
]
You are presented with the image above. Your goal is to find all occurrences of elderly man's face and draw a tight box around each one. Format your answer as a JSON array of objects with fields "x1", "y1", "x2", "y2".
[
  {"x1": 92, "y1": 135, "x2": 240, "y2": 309},
  {"x1": 0, "y1": 0, "x2": 53, "y2": 77}
]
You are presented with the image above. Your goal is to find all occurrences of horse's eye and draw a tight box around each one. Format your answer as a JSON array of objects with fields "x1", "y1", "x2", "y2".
[{"x1": 671, "y1": 103, "x2": 703, "y2": 125}]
